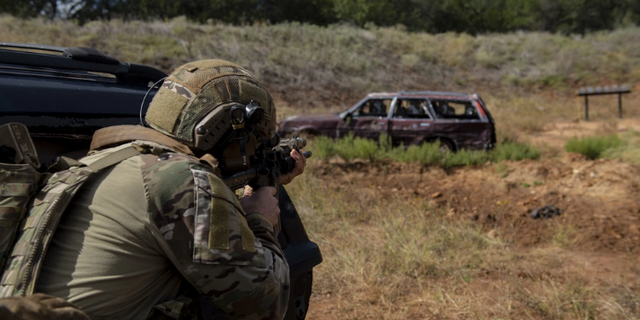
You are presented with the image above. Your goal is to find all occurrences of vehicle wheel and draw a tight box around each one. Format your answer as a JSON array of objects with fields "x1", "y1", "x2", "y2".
[{"x1": 437, "y1": 139, "x2": 455, "y2": 154}]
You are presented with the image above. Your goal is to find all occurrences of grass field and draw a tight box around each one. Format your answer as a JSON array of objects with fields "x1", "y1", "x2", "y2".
[{"x1": 288, "y1": 165, "x2": 640, "y2": 319}]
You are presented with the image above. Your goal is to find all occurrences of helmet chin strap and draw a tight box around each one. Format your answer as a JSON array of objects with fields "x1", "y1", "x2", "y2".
[
  {"x1": 230, "y1": 104, "x2": 248, "y2": 166},
  {"x1": 236, "y1": 130, "x2": 248, "y2": 166}
]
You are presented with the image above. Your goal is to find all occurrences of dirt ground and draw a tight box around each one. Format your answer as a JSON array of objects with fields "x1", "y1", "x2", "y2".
[{"x1": 305, "y1": 119, "x2": 640, "y2": 319}]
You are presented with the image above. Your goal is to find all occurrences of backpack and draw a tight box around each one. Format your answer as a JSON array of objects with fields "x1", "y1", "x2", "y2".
[{"x1": 0, "y1": 123, "x2": 140, "y2": 297}]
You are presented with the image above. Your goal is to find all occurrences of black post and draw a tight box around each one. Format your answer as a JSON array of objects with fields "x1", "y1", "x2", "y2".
[
  {"x1": 618, "y1": 93, "x2": 622, "y2": 119},
  {"x1": 584, "y1": 95, "x2": 589, "y2": 121}
]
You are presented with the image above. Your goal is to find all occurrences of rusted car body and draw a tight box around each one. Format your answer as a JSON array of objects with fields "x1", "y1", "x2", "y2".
[{"x1": 278, "y1": 91, "x2": 496, "y2": 151}]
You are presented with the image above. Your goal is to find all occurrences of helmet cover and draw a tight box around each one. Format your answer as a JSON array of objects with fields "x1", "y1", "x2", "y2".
[{"x1": 145, "y1": 60, "x2": 276, "y2": 152}]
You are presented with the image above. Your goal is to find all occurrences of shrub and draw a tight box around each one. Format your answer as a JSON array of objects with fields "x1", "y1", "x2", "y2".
[
  {"x1": 333, "y1": 133, "x2": 382, "y2": 161},
  {"x1": 565, "y1": 134, "x2": 626, "y2": 160},
  {"x1": 387, "y1": 142, "x2": 443, "y2": 165},
  {"x1": 490, "y1": 141, "x2": 540, "y2": 161},
  {"x1": 311, "y1": 135, "x2": 541, "y2": 167},
  {"x1": 443, "y1": 149, "x2": 490, "y2": 168},
  {"x1": 313, "y1": 135, "x2": 337, "y2": 159},
  {"x1": 602, "y1": 130, "x2": 640, "y2": 164}
]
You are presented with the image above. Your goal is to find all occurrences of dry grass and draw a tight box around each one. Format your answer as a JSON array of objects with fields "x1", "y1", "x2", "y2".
[{"x1": 288, "y1": 163, "x2": 640, "y2": 319}]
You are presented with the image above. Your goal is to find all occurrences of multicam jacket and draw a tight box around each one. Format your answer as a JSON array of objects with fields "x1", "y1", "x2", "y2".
[{"x1": 34, "y1": 135, "x2": 290, "y2": 320}]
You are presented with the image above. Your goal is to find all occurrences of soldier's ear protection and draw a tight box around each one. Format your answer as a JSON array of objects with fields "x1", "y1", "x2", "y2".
[{"x1": 228, "y1": 100, "x2": 266, "y2": 166}]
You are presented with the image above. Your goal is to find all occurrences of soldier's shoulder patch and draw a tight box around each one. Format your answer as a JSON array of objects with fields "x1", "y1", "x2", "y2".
[
  {"x1": 139, "y1": 153, "x2": 202, "y2": 219},
  {"x1": 191, "y1": 168, "x2": 265, "y2": 267}
]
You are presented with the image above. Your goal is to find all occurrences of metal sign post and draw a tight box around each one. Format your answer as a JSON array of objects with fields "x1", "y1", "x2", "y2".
[{"x1": 578, "y1": 85, "x2": 631, "y2": 121}]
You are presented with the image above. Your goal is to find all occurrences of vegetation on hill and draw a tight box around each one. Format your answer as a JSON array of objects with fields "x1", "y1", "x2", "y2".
[
  {"x1": 2, "y1": 0, "x2": 639, "y2": 35},
  {"x1": 1, "y1": 16, "x2": 638, "y2": 102},
  {"x1": 2, "y1": 16, "x2": 639, "y2": 143}
]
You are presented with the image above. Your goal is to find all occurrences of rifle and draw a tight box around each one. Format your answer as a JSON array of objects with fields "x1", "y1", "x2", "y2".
[
  {"x1": 222, "y1": 135, "x2": 312, "y2": 190},
  {"x1": 219, "y1": 135, "x2": 319, "y2": 320}
]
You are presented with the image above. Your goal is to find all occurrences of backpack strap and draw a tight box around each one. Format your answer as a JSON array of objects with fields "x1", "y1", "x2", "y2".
[{"x1": 0, "y1": 146, "x2": 141, "y2": 297}]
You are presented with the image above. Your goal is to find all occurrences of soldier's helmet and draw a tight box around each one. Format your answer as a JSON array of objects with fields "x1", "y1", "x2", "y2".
[
  {"x1": 145, "y1": 60, "x2": 277, "y2": 172},
  {"x1": 146, "y1": 60, "x2": 276, "y2": 151}
]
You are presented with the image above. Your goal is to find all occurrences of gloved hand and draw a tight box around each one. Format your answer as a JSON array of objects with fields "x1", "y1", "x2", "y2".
[
  {"x1": 240, "y1": 186, "x2": 280, "y2": 226},
  {"x1": 277, "y1": 149, "x2": 307, "y2": 185},
  {"x1": 0, "y1": 293, "x2": 89, "y2": 320}
]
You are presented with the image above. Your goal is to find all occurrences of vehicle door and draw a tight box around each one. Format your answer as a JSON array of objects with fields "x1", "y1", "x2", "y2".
[
  {"x1": 388, "y1": 98, "x2": 434, "y2": 146},
  {"x1": 430, "y1": 99, "x2": 492, "y2": 150},
  {"x1": 339, "y1": 98, "x2": 393, "y2": 140}
]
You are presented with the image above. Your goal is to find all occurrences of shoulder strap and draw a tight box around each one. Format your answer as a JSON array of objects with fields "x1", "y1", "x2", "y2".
[
  {"x1": 84, "y1": 146, "x2": 141, "y2": 172},
  {"x1": 90, "y1": 125, "x2": 193, "y2": 156},
  {"x1": 0, "y1": 146, "x2": 140, "y2": 297}
]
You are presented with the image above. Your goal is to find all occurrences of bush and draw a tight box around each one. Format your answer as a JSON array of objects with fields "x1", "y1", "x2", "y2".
[
  {"x1": 313, "y1": 135, "x2": 337, "y2": 159},
  {"x1": 387, "y1": 142, "x2": 443, "y2": 165},
  {"x1": 443, "y1": 149, "x2": 490, "y2": 168},
  {"x1": 333, "y1": 133, "x2": 382, "y2": 161},
  {"x1": 311, "y1": 135, "x2": 541, "y2": 167},
  {"x1": 601, "y1": 130, "x2": 640, "y2": 164},
  {"x1": 491, "y1": 141, "x2": 540, "y2": 161},
  {"x1": 564, "y1": 134, "x2": 626, "y2": 160}
]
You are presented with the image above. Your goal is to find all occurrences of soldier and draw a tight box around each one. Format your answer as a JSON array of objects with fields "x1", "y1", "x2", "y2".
[{"x1": 2, "y1": 60, "x2": 305, "y2": 320}]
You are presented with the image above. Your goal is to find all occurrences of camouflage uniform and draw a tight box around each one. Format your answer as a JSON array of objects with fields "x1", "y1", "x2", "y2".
[
  {"x1": 35, "y1": 136, "x2": 289, "y2": 319},
  {"x1": 34, "y1": 60, "x2": 290, "y2": 320}
]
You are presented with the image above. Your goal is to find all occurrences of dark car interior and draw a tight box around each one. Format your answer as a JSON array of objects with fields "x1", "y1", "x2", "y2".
[
  {"x1": 393, "y1": 99, "x2": 431, "y2": 119},
  {"x1": 431, "y1": 100, "x2": 481, "y2": 120}
]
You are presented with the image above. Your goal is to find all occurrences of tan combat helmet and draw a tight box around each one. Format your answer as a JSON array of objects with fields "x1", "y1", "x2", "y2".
[{"x1": 145, "y1": 60, "x2": 276, "y2": 155}]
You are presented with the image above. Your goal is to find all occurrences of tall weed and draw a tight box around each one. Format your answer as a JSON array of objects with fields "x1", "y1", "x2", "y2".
[
  {"x1": 565, "y1": 134, "x2": 626, "y2": 160},
  {"x1": 311, "y1": 135, "x2": 540, "y2": 167},
  {"x1": 492, "y1": 141, "x2": 541, "y2": 161},
  {"x1": 602, "y1": 130, "x2": 640, "y2": 164}
]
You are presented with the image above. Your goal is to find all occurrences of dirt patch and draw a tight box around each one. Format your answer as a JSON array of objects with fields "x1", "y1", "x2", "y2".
[
  {"x1": 529, "y1": 118, "x2": 640, "y2": 151},
  {"x1": 302, "y1": 119, "x2": 640, "y2": 319},
  {"x1": 311, "y1": 155, "x2": 640, "y2": 253}
]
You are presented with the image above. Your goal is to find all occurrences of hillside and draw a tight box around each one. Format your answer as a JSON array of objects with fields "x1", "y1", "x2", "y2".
[{"x1": 2, "y1": 17, "x2": 639, "y2": 102}]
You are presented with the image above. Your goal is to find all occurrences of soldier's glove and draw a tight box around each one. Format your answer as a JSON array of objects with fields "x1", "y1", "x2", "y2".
[
  {"x1": 277, "y1": 149, "x2": 307, "y2": 185},
  {"x1": 0, "y1": 293, "x2": 89, "y2": 320}
]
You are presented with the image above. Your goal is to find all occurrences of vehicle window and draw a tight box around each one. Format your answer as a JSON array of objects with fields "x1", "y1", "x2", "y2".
[
  {"x1": 353, "y1": 99, "x2": 392, "y2": 117},
  {"x1": 431, "y1": 100, "x2": 480, "y2": 120},
  {"x1": 393, "y1": 99, "x2": 431, "y2": 119}
]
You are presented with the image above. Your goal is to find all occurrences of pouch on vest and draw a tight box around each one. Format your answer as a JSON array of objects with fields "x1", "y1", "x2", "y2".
[
  {"x1": 0, "y1": 123, "x2": 141, "y2": 297},
  {"x1": 0, "y1": 124, "x2": 43, "y2": 273}
]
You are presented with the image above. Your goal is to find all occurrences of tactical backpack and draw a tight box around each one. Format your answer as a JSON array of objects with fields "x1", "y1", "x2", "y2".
[{"x1": 0, "y1": 123, "x2": 140, "y2": 297}]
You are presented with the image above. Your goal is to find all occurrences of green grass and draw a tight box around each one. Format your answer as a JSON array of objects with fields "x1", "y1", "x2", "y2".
[
  {"x1": 565, "y1": 134, "x2": 626, "y2": 160},
  {"x1": 602, "y1": 130, "x2": 640, "y2": 164},
  {"x1": 492, "y1": 141, "x2": 541, "y2": 161},
  {"x1": 312, "y1": 134, "x2": 540, "y2": 167}
]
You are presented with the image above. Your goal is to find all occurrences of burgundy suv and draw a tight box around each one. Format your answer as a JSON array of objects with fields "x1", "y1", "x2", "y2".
[{"x1": 278, "y1": 91, "x2": 496, "y2": 152}]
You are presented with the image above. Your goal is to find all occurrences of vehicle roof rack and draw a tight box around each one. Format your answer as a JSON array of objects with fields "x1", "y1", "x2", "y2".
[
  {"x1": 0, "y1": 42, "x2": 166, "y2": 85},
  {"x1": 400, "y1": 90, "x2": 468, "y2": 97}
]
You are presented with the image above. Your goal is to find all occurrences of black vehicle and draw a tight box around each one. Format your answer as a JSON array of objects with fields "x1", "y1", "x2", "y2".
[{"x1": 0, "y1": 42, "x2": 321, "y2": 320}]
